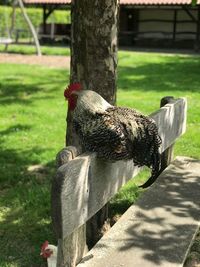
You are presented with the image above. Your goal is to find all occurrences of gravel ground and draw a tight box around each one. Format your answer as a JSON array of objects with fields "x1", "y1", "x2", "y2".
[{"x1": 0, "y1": 53, "x2": 70, "y2": 69}]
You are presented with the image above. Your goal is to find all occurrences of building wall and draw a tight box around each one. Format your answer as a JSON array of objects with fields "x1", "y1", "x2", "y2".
[
  {"x1": 139, "y1": 9, "x2": 174, "y2": 37},
  {"x1": 138, "y1": 7, "x2": 198, "y2": 40},
  {"x1": 119, "y1": 6, "x2": 199, "y2": 46}
]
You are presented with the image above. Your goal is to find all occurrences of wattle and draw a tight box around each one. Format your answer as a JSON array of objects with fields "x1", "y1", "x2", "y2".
[{"x1": 68, "y1": 96, "x2": 77, "y2": 110}]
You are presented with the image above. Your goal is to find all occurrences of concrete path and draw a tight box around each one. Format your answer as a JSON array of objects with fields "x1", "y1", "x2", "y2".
[{"x1": 78, "y1": 157, "x2": 200, "y2": 267}]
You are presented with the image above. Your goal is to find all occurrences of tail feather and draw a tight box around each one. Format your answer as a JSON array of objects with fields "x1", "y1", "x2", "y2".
[{"x1": 139, "y1": 151, "x2": 161, "y2": 188}]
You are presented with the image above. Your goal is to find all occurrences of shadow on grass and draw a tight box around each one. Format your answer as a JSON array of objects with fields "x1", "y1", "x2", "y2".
[
  {"x1": 0, "y1": 133, "x2": 56, "y2": 267},
  {"x1": 0, "y1": 185, "x2": 55, "y2": 267},
  {"x1": 0, "y1": 65, "x2": 67, "y2": 105},
  {"x1": 1, "y1": 54, "x2": 200, "y2": 266},
  {"x1": 0, "y1": 141, "x2": 56, "y2": 267},
  {"x1": 0, "y1": 124, "x2": 32, "y2": 136},
  {"x1": 0, "y1": 64, "x2": 68, "y2": 266},
  {"x1": 118, "y1": 56, "x2": 200, "y2": 93}
]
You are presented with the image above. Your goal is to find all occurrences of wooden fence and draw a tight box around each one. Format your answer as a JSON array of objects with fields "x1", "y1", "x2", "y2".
[{"x1": 51, "y1": 96, "x2": 187, "y2": 267}]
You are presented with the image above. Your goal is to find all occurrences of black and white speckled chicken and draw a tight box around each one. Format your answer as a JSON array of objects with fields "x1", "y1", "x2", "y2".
[{"x1": 64, "y1": 83, "x2": 162, "y2": 188}]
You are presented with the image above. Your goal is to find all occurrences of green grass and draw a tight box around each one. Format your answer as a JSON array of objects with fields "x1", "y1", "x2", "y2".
[
  {"x1": 0, "y1": 44, "x2": 70, "y2": 56},
  {"x1": 117, "y1": 51, "x2": 200, "y2": 159},
  {"x1": 110, "y1": 51, "x2": 200, "y2": 216},
  {"x1": 0, "y1": 6, "x2": 70, "y2": 38},
  {"x1": 0, "y1": 64, "x2": 68, "y2": 267},
  {"x1": 0, "y1": 50, "x2": 200, "y2": 266}
]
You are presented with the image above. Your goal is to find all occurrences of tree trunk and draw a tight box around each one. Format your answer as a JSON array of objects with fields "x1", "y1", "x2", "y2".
[
  {"x1": 66, "y1": 0, "x2": 119, "y2": 248},
  {"x1": 67, "y1": 0, "x2": 118, "y2": 146},
  {"x1": 10, "y1": 0, "x2": 17, "y2": 36},
  {"x1": 18, "y1": 0, "x2": 42, "y2": 56}
]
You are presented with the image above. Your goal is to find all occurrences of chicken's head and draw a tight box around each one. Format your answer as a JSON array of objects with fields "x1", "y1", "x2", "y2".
[
  {"x1": 64, "y1": 83, "x2": 82, "y2": 110},
  {"x1": 40, "y1": 241, "x2": 56, "y2": 259}
]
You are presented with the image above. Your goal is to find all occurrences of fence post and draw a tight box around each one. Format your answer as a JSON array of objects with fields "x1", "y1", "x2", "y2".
[
  {"x1": 160, "y1": 96, "x2": 175, "y2": 171},
  {"x1": 51, "y1": 146, "x2": 87, "y2": 267}
]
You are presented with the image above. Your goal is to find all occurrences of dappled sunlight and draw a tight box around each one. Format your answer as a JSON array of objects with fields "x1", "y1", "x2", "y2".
[
  {"x1": 0, "y1": 64, "x2": 67, "y2": 106},
  {"x1": 1, "y1": 51, "x2": 200, "y2": 266},
  {"x1": 118, "y1": 54, "x2": 200, "y2": 94},
  {"x1": 0, "y1": 168, "x2": 55, "y2": 266},
  {"x1": 0, "y1": 64, "x2": 67, "y2": 266},
  {"x1": 0, "y1": 207, "x2": 11, "y2": 223},
  {"x1": 82, "y1": 157, "x2": 200, "y2": 267},
  {"x1": 116, "y1": 157, "x2": 200, "y2": 265}
]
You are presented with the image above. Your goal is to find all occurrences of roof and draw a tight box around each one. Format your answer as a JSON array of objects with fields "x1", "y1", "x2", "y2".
[
  {"x1": 23, "y1": 0, "x2": 200, "y2": 4},
  {"x1": 23, "y1": 0, "x2": 70, "y2": 4},
  {"x1": 121, "y1": 0, "x2": 200, "y2": 4}
]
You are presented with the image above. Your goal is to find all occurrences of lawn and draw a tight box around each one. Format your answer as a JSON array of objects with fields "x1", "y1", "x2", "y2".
[
  {"x1": 0, "y1": 44, "x2": 70, "y2": 56},
  {"x1": 0, "y1": 50, "x2": 200, "y2": 266}
]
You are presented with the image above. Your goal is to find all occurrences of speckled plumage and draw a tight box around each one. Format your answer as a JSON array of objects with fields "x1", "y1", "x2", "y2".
[
  {"x1": 71, "y1": 90, "x2": 162, "y2": 187},
  {"x1": 74, "y1": 106, "x2": 161, "y2": 162}
]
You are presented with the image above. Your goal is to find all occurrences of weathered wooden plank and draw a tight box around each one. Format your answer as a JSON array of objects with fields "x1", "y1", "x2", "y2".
[
  {"x1": 160, "y1": 96, "x2": 175, "y2": 172},
  {"x1": 52, "y1": 147, "x2": 87, "y2": 267},
  {"x1": 54, "y1": 98, "x2": 187, "y2": 239},
  {"x1": 152, "y1": 97, "x2": 187, "y2": 151},
  {"x1": 56, "y1": 226, "x2": 87, "y2": 267},
  {"x1": 77, "y1": 157, "x2": 200, "y2": 267}
]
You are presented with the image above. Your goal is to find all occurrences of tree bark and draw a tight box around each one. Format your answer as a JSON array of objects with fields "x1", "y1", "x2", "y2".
[
  {"x1": 67, "y1": 0, "x2": 118, "y2": 146},
  {"x1": 66, "y1": 0, "x2": 119, "y2": 248}
]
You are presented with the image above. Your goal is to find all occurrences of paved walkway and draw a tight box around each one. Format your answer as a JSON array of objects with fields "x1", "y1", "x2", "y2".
[{"x1": 0, "y1": 53, "x2": 70, "y2": 69}]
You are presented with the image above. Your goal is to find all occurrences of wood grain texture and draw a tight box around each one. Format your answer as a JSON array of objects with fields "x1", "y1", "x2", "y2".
[
  {"x1": 152, "y1": 97, "x2": 187, "y2": 152},
  {"x1": 56, "y1": 226, "x2": 87, "y2": 267},
  {"x1": 159, "y1": 96, "x2": 175, "y2": 172},
  {"x1": 67, "y1": 0, "x2": 118, "y2": 146},
  {"x1": 52, "y1": 146, "x2": 87, "y2": 267},
  {"x1": 77, "y1": 157, "x2": 200, "y2": 267},
  {"x1": 53, "y1": 98, "x2": 187, "y2": 240},
  {"x1": 67, "y1": 0, "x2": 119, "y2": 251}
]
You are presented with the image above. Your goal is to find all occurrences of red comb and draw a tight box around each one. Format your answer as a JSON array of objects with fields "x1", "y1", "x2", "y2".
[
  {"x1": 41, "y1": 240, "x2": 49, "y2": 252},
  {"x1": 64, "y1": 83, "x2": 82, "y2": 99}
]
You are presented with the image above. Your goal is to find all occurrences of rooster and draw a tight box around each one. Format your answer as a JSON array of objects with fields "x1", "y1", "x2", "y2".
[
  {"x1": 64, "y1": 83, "x2": 162, "y2": 188},
  {"x1": 40, "y1": 241, "x2": 57, "y2": 267}
]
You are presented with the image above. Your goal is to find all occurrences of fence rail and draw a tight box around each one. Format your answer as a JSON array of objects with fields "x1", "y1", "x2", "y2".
[{"x1": 51, "y1": 97, "x2": 187, "y2": 267}]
